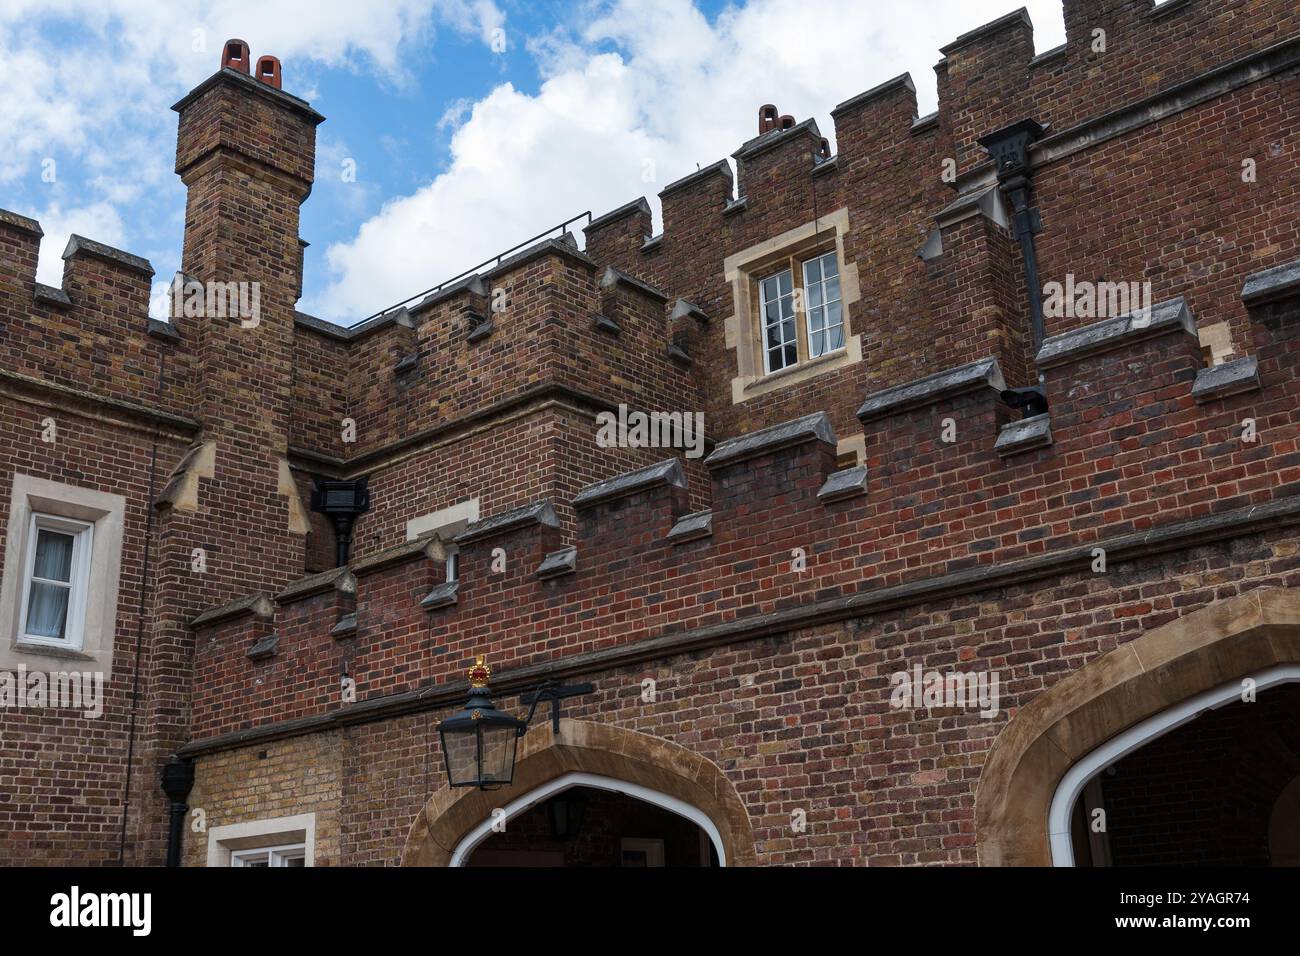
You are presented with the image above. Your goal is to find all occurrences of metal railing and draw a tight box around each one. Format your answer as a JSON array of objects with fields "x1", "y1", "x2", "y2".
[{"x1": 348, "y1": 210, "x2": 593, "y2": 329}]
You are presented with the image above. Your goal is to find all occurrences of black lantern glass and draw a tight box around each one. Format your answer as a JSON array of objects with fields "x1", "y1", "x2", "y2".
[{"x1": 438, "y1": 656, "x2": 524, "y2": 789}]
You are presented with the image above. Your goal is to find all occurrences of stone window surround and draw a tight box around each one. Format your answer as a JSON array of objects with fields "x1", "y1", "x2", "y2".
[
  {"x1": 724, "y1": 207, "x2": 862, "y2": 404},
  {"x1": 207, "y1": 812, "x2": 317, "y2": 867},
  {"x1": 0, "y1": 474, "x2": 125, "y2": 674}
]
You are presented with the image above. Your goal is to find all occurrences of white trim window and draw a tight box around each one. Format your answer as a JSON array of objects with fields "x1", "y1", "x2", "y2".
[
  {"x1": 759, "y1": 269, "x2": 797, "y2": 373},
  {"x1": 18, "y1": 513, "x2": 93, "y2": 649},
  {"x1": 802, "y1": 251, "x2": 844, "y2": 358},
  {"x1": 230, "y1": 843, "x2": 307, "y2": 868}
]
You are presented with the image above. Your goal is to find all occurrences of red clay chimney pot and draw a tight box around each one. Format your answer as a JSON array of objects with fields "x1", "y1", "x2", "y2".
[{"x1": 222, "y1": 39, "x2": 251, "y2": 74}]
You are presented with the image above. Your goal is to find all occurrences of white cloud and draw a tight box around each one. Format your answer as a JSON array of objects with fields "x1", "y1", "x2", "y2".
[
  {"x1": 309, "y1": 0, "x2": 1066, "y2": 322},
  {"x1": 32, "y1": 201, "x2": 126, "y2": 287},
  {"x1": 0, "y1": 0, "x2": 507, "y2": 283}
]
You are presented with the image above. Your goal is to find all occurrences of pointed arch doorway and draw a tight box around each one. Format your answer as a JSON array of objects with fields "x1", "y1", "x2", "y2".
[
  {"x1": 976, "y1": 588, "x2": 1300, "y2": 865},
  {"x1": 401, "y1": 718, "x2": 756, "y2": 867}
]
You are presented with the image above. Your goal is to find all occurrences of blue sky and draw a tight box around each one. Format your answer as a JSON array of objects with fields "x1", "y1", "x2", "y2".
[{"x1": 0, "y1": 0, "x2": 1067, "y2": 326}]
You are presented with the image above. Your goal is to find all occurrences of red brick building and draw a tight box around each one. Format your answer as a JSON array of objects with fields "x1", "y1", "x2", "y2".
[{"x1": 2, "y1": 0, "x2": 1299, "y2": 867}]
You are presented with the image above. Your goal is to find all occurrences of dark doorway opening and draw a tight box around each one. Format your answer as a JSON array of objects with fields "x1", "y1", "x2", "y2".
[
  {"x1": 466, "y1": 785, "x2": 720, "y2": 867},
  {"x1": 1070, "y1": 683, "x2": 1300, "y2": 865}
]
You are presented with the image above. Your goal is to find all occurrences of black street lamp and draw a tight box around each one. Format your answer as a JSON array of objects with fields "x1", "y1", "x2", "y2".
[{"x1": 438, "y1": 656, "x2": 594, "y2": 790}]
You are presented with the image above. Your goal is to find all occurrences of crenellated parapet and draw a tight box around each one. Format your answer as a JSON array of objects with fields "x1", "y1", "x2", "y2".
[
  {"x1": 0, "y1": 211, "x2": 195, "y2": 419},
  {"x1": 287, "y1": 234, "x2": 704, "y2": 471},
  {"x1": 578, "y1": 0, "x2": 1299, "y2": 452},
  {"x1": 186, "y1": 261, "x2": 1300, "y2": 741}
]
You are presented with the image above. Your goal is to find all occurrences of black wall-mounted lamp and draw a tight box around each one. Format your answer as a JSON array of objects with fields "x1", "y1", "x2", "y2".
[{"x1": 438, "y1": 656, "x2": 594, "y2": 790}]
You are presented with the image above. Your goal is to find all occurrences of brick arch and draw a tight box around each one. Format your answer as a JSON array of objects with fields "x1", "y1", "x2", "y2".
[
  {"x1": 400, "y1": 718, "x2": 757, "y2": 866},
  {"x1": 976, "y1": 587, "x2": 1300, "y2": 865}
]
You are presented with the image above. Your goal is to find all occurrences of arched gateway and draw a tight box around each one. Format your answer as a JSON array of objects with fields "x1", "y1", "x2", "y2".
[
  {"x1": 976, "y1": 588, "x2": 1300, "y2": 866},
  {"x1": 401, "y1": 718, "x2": 757, "y2": 866}
]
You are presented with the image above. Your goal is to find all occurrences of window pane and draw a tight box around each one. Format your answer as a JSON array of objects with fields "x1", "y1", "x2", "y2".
[
  {"x1": 825, "y1": 275, "x2": 841, "y2": 304},
  {"x1": 778, "y1": 271, "x2": 792, "y2": 296},
  {"x1": 808, "y1": 282, "x2": 822, "y2": 309},
  {"x1": 826, "y1": 300, "x2": 843, "y2": 328},
  {"x1": 828, "y1": 322, "x2": 845, "y2": 352},
  {"x1": 811, "y1": 329, "x2": 826, "y2": 357},
  {"x1": 803, "y1": 258, "x2": 821, "y2": 284},
  {"x1": 34, "y1": 529, "x2": 74, "y2": 582},
  {"x1": 282, "y1": 856, "x2": 306, "y2": 868},
  {"x1": 821, "y1": 253, "x2": 839, "y2": 278},
  {"x1": 766, "y1": 324, "x2": 784, "y2": 350},
  {"x1": 761, "y1": 277, "x2": 777, "y2": 300},
  {"x1": 25, "y1": 581, "x2": 69, "y2": 639},
  {"x1": 764, "y1": 300, "x2": 780, "y2": 324},
  {"x1": 783, "y1": 343, "x2": 798, "y2": 368},
  {"x1": 768, "y1": 346, "x2": 785, "y2": 371}
]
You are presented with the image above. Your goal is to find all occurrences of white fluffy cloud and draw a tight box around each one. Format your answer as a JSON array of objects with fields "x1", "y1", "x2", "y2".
[
  {"x1": 0, "y1": 0, "x2": 506, "y2": 286},
  {"x1": 309, "y1": 0, "x2": 1066, "y2": 322}
]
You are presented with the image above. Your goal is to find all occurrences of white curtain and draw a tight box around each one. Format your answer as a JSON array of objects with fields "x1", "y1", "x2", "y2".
[{"x1": 26, "y1": 530, "x2": 73, "y2": 639}]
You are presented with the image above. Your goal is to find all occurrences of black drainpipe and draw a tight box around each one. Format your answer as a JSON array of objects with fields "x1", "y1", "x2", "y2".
[
  {"x1": 978, "y1": 118, "x2": 1049, "y2": 389},
  {"x1": 161, "y1": 756, "x2": 195, "y2": 867}
]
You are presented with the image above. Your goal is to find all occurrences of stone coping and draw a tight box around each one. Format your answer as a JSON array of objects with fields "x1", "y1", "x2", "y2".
[
  {"x1": 420, "y1": 581, "x2": 459, "y2": 610},
  {"x1": 351, "y1": 533, "x2": 444, "y2": 576},
  {"x1": 1192, "y1": 357, "x2": 1261, "y2": 404},
  {"x1": 670, "y1": 299, "x2": 709, "y2": 323},
  {"x1": 190, "y1": 593, "x2": 274, "y2": 630},
  {"x1": 0, "y1": 368, "x2": 200, "y2": 435},
  {"x1": 586, "y1": 197, "x2": 651, "y2": 234},
  {"x1": 704, "y1": 412, "x2": 835, "y2": 469},
  {"x1": 536, "y1": 546, "x2": 578, "y2": 579},
  {"x1": 330, "y1": 612, "x2": 358, "y2": 639},
  {"x1": 456, "y1": 500, "x2": 560, "y2": 545},
  {"x1": 994, "y1": 414, "x2": 1053, "y2": 458},
  {"x1": 857, "y1": 357, "x2": 1005, "y2": 423},
  {"x1": 34, "y1": 283, "x2": 72, "y2": 307},
  {"x1": 600, "y1": 265, "x2": 669, "y2": 303},
  {"x1": 1241, "y1": 258, "x2": 1300, "y2": 306},
  {"x1": 939, "y1": 7, "x2": 1030, "y2": 55},
  {"x1": 275, "y1": 566, "x2": 356, "y2": 604},
  {"x1": 659, "y1": 159, "x2": 732, "y2": 199},
  {"x1": 732, "y1": 117, "x2": 821, "y2": 163},
  {"x1": 148, "y1": 318, "x2": 181, "y2": 341},
  {"x1": 1034, "y1": 297, "x2": 1193, "y2": 369},
  {"x1": 63, "y1": 234, "x2": 154, "y2": 277},
  {"x1": 817, "y1": 466, "x2": 869, "y2": 503},
  {"x1": 667, "y1": 509, "x2": 712, "y2": 543},
  {"x1": 573, "y1": 459, "x2": 685, "y2": 510},
  {"x1": 247, "y1": 633, "x2": 279, "y2": 661},
  {"x1": 831, "y1": 73, "x2": 915, "y2": 117},
  {"x1": 0, "y1": 207, "x2": 42, "y2": 236},
  {"x1": 171, "y1": 66, "x2": 325, "y2": 124}
]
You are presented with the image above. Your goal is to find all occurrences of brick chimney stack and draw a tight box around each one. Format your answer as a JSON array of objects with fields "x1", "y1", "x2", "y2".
[{"x1": 167, "y1": 42, "x2": 325, "y2": 586}]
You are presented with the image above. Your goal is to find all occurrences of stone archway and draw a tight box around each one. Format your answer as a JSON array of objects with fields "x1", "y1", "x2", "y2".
[
  {"x1": 401, "y1": 718, "x2": 757, "y2": 866},
  {"x1": 975, "y1": 587, "x2": 1300, "y2": 865}
]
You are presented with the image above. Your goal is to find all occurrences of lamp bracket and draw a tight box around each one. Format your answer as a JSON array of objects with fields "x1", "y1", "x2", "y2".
[{"x1": 519, "y1": 680, "x2": 596, "y2": 735}]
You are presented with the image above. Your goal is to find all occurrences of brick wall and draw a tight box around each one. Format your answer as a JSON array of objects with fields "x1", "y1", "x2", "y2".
[{"x1": 2, "y1": 1, "x2": 1299, "y2": 866}]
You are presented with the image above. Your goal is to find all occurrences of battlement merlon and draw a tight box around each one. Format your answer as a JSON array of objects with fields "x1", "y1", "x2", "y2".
[{"x1": 182, "y1": 262, "x2": 1300, "y2": 736}]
